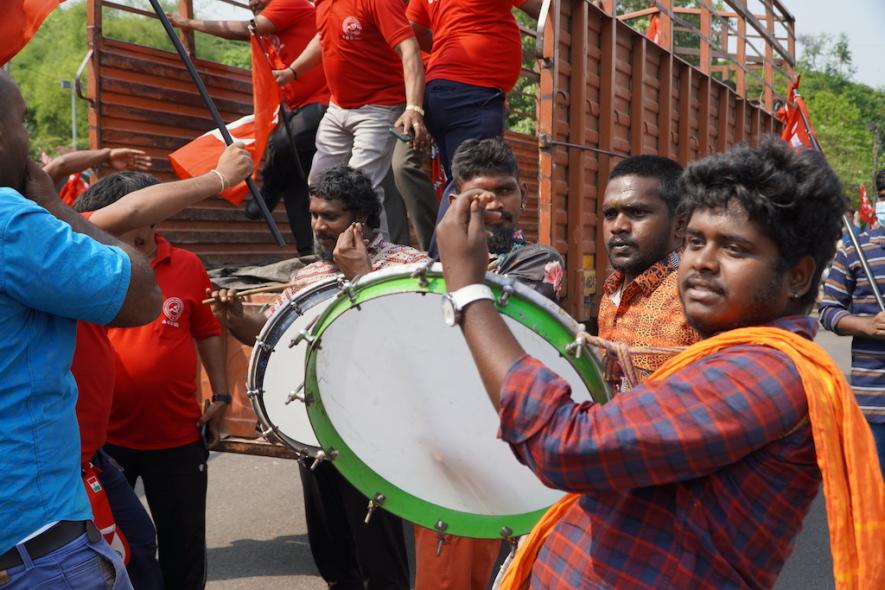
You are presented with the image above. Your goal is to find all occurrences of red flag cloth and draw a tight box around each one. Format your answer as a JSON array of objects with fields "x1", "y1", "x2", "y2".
[
  {"x1": 0, "y1": 0, "x2": 62, "y2": 65},
  {"x1": 82, "y1": 463, "x2": 130, "y2": 565},
  {"x1": 167, "y1": 36, "x2": 279, "y2": 206},
  {"x1": 59, "y1": 172, "x2": 89, "y2": 206},
  {"x1": 859, "y1": 184, "x2": 876, "y2": 225},
  {"x1": 776, "y1": 76, "x2": 819, "y2": 150},
  {"x1": 253, "y1": 33, "x2": 303, "y2": 110},
  {"x1": 646, "y1": 14, "x2": 661, "y2": 45}
]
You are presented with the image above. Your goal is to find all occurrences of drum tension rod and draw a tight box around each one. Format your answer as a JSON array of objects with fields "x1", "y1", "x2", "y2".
[
  {"x1": 246, "y1": 387, "x2": 263, "y2": 400},
  {"x1": 288, "y1": 329, "x2": 314, "y2": 349},
  {"x1": 434, "y1": 520, "x2": 448, "y2": 557},
  {"x1": 309, "y1": 448, "x2": 337, "y2": 471},
  {"x1": 364, "y1": 493, "x2": 386, "y2": 525},
  {"x1": 496, "y1": 281, "x2": 515, "y2": 307},
  {"x1": 255, "y1": 338, "x2": 275, "y2": 354},
  {"x1": 285, "y1": 384, "x2": 311, "y2": 405},
  {"x1": 410, "y1": 260, "x2": 433, "y2": 288},
  {"x1": 566, "y1": 326, "x2": 588, "y2": 359}
]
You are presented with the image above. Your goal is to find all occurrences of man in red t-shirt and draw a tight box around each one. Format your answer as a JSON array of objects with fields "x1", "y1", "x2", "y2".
[
  {"x1": 76, "y1": 172, "x2": 234, "y2": 590},
  {"x1": 272, "y1": 0, "x2": 428, "y2": 241},
  {"x1": 407, "y1": 0, "x2": 541, "y2": 253},
  {"x1": 70, "y1": 143, "x2": 251, "y2": 589},
  {"x1": 169, "y1": 0, "x2": 330, "y2": 254}
]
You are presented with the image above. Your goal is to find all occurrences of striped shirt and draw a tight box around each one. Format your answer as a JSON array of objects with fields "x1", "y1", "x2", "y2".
[
  {"x1": 499, "y1": 316, "x2": 820, "y2": 589},
  {"x1": 819, "y1": 227, "x2": 885, "y2": 423}
]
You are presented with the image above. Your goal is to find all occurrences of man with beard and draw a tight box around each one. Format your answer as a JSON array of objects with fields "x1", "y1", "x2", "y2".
[
  {"x1": 413, "y1": 138, "x2": 565, "y2": 590},
  {"x1": 598, "y1": 156, "x2": 697, "y2": 391},
  {"x1": 210, "y1": 165, "x2": 426, "y2": 589},
  {"x1": 436, "y1": 138, "x2": 885, "y2": 588}
]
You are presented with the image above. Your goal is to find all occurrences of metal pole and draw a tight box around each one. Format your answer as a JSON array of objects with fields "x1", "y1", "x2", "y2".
[
  {"x1": 71, "y1": 83, "x2": 77, "y2": 149},
  {"x1": 146, "y1": 0, "x2": 285, "y2": 247},
  {"x1": 794, "y1": 91, "x2": 885, "y2": 312}
]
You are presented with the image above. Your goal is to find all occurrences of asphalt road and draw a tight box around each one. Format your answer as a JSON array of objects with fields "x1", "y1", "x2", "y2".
[{"x1": 146, "y1": 328, "x2": 850, "y2": 589}]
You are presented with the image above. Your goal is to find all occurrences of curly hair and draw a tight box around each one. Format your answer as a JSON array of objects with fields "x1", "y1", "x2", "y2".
[
  {"x1": 74, "y1": 172, "x2": 160, "y2": 212},
  {"x1": 678, "y1": 136, "x2": 846, "y2": 307},
  {"x1": 309, "y1": 165, "x2": 381, "y2": 229},
  {"x1": 451, "y1": 138, "x2": 519, "y2": 190},
  {"x1": 876, "y1": 168, "x2": 885, "y2": 194},
  {"x1": 609, "y1": 155, "x2": 684, "y2": 215}
]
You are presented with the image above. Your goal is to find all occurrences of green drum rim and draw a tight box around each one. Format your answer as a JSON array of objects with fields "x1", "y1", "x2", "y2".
[{"x1": 304, "y1": 273, "x2": 607, "y2": 539}]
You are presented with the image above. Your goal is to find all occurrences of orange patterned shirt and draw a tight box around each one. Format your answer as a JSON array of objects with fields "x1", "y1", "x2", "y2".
[{"x1": 597, "y1": 251, "x2": 698, "y2": 385}]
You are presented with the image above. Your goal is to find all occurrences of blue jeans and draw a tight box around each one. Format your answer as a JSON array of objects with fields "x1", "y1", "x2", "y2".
[
  {"x1": 870, "y1": 421, "x2": 885, "y2": 478},
  {"x1": 92, "y1": 451, "x2": 164, "y2": 590},
  {"x1": 0, "y1": 526, "x2": 132, "y2": 590},
  {"x1": 424, "y1": 79, "x2": 506, "y2": 258}
]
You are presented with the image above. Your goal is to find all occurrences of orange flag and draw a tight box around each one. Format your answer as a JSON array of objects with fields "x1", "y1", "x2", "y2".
[
  {"x1": 859, "y1": 184, "x2": 876, "y2": 226},
  {"x1": 776, "y1": 76, "x2": 819, "y2": 150},
  {"x1": 168, "y1": 35, "x2": 280, "y2": 206},
  {"x1": 0, "y1": 0, "x2": 63, "y2": 65},
  {"x1": 646, "y1": 14, "x2": 661, "y2": 44}
]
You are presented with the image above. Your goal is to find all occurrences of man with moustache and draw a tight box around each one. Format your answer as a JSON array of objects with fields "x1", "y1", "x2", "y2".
[
  {"x1": 211, "y1": 165, "x2": 426, "y2": 589},
  {"x1": 598, "y1": 156, "x2": 697, "y2": 391},
  {"x1": 435, "y1": 138, "x2": 883, "y2": 588}
]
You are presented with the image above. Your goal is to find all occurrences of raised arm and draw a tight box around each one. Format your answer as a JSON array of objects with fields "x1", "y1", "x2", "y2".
[
  {"x1": 165, "y1": 13, "x2": 277, "y2": 40},
  {"x1": 86, "y1": 142, "x2": 252, "y2": 235},
  {"x1": 44, "y1": 148, "x2": 151, "y2": 184}
]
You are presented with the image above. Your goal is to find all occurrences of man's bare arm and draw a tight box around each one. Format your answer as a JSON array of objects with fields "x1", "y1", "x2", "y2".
[
  {"x1": 87, "y1": 142, "x2": 252, "y2": 235},
  {"x1": 834, "y1": 312, "x2": 885, "y2": 340},
  {"x1": 273, "y1": 34, "x2": 322, "y2": 85},
  {"x1": 165, "y1": 13, "x2": 277, "y2": 40},
  {"x1": 43, "y1": 148, "x2": 152, "y2": 184}
]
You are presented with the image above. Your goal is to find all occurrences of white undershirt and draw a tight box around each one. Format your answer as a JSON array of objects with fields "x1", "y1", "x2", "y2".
[{"x1": 17, "y1": 521, "x2": 59, "y2": 545}]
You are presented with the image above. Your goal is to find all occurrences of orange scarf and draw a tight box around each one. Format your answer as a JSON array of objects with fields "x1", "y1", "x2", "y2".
[{"x1": 500, "y1": 326, "x2": 885, "y2": 590}]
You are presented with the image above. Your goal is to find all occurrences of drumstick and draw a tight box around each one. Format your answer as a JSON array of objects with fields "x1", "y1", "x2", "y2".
[{"x1": 201, "y1": 283, "x2": 290, "y2": 305}]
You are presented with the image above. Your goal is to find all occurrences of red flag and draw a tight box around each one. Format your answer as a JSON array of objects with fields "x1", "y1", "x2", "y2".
[
  {"x1": 168, "y1": 36, "x2": 280, "y2": 206},
  {"x1": 646, "y1": 14, "x2": 661, "y2": 45},
  {"x1": 859, "y1": 184, "x2": 876, "y2": 225},
  {"x1": 59, "y1": 172, "x2": 89, "y2": 206},
  {"x1": 0, "y1": 0, "x2": 63, "y2": 65},
  {"x1": 776, "y1": 76, "x2": 819, "y2": 150}
]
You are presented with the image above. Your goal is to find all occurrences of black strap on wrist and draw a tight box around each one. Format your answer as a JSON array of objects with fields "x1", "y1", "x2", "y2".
[{"x1": 212, "y1": 393, "x2": 232, "y2": 404}]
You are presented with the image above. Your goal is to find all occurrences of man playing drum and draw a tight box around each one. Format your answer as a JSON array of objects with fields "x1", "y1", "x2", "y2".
[
  {"x1": 211, "y1": 165, "x2": 426, "y2": 590},
  {"x1": 413, "y1": 138, "x2": 565, "y2": 590},
  {"x1": 436, "y1": 138, "x2": 885, "y2": 588},
  {"x1": 598, "y1": 155, "x2": 698, "y2": 391}
]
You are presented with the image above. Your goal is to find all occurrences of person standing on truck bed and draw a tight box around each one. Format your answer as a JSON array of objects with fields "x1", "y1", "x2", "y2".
[
  {"x1": 272, "y1": 0, "x2": 430, "y2": 241},
  {"x1": 406, "y1": 0, "x2": 543, "y2": 252},
  {"x1": 168, "y1": 0, "x2": 331, "y2": 255}
]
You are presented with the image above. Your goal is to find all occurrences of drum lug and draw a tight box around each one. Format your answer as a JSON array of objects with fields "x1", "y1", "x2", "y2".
[
  {"x1": 364, "y1": 493, "x2": 386, "y2": 525},
  {"x1": 285, "y1": 383, "x2": 311, "y2": 405},
  {"x1": 287, "y1": 299, "x2": 302, "y2": 315},
  {"x1": 499, "y1": 526, "x2": 513, "y2": 540},
  {"x1": 566, "y1": 326, "x2": 588, "y2": 359},
  {"x1": 288, "y1": 328, "x2": 315, "y2": 349},
  {"x1": 410, "y1": 260, "x2": 434, "y2": 288},
  {"x1": 255, "y1": 338, "x2": 274, "y2": 354},
  {"x1": 309, "y1": 447, "x2": 338, "y2": 471},
  {"x1": 246, "y1": 387, "x2": 262, "y2": 400},
  {"x1": 434, "y1": 521, "x2": 448, "y2": 557},
  {"x1": 338, "y1": 279, "x2": 359, "y2": 305},
  {"x1": 496, "y1": 280, "x2": 515, "y2": 307}
]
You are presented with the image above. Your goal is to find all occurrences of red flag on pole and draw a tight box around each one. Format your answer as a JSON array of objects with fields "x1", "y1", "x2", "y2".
[
  {"x1": 646, "y1": 14, "x2": 661, "y2": 44},
  {"x1": 168, "y1": 35, "x2": 280, "y2": 206},
  {"x1": 0, "y1": 0, "x2": 63, "y2": 65},
  {"x1": 859, "y1": 184, "x2": 876, "y2": 225},
  {"x1": 776, "y1": 76, "x2": 819, "y2": 150}
]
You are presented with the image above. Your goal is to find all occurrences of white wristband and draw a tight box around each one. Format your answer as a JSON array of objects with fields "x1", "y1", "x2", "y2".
[
  {"x1": 405, "y1": 104, "x2": 425, "y2": 117},
  {"x1": 210, "y1": 168, "x2": 227, "y2": 192}
]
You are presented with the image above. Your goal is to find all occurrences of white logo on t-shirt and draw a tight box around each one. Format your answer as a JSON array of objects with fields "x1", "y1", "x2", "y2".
[
  {"x1": 342, "y1": 16, "x2": 362, "y2": 40},
  {"x1": 162, "y1": 297, "x2": 184, "y2": 328}
]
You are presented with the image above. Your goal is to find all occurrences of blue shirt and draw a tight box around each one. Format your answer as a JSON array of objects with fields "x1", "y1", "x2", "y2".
[
  {"x1": 819, "y1": 227, "x2": 885, "y2": 423},
  {"x1": 0, "y1": 188, "x2": 131, "y2": 552}
]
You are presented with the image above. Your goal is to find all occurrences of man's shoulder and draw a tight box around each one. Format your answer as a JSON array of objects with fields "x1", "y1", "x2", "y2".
[{"x1": 0, "y1": 187, "x2": 41, "y2": 225}]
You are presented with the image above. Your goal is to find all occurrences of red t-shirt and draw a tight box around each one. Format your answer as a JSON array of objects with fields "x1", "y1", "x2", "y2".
[
  {"x1": 407, "y1": 0, "x2": 526, "y2": 93},
  {"x1": 106, "y1": 235, "x2": 222, "y2": 450},
  {"x1": 315, "y1": 0, "x2": 415, "y2": 108},
  {"x1": 73, "y1": 211, "x2": 117, "y2": 465},
  {"x1": 261, "y1": 0, "x2": 331, "y2": 109}
]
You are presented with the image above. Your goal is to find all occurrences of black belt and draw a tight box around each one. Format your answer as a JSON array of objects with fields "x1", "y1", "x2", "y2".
[{"x1": 0, "y1": 521, "x2": 98, "y2": 570}]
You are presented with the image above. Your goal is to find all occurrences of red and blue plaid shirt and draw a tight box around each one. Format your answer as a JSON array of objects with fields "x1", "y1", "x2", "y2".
[{"x1": 499, "y1": 315, "x2": 821, "y2": 589}]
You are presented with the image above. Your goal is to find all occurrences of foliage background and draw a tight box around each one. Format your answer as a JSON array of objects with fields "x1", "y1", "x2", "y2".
[{"x1": 8, "y1": 1, "x2": 884, "y2": 204}]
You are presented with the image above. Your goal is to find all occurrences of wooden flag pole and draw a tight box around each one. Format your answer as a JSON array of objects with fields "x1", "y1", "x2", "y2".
[{"x1": 147, "y1": 0, "x2": 285, "y2": 247}]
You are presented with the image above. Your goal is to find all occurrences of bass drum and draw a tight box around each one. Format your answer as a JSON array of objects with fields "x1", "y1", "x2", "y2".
[{"x1": 247, "y1": 278, "x2": 340, "y2": 457}]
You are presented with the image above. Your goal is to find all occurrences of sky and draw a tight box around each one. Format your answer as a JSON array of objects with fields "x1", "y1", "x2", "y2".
[{"x1": 201, "y1": 0, "x2": 885, "y2": 89}]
